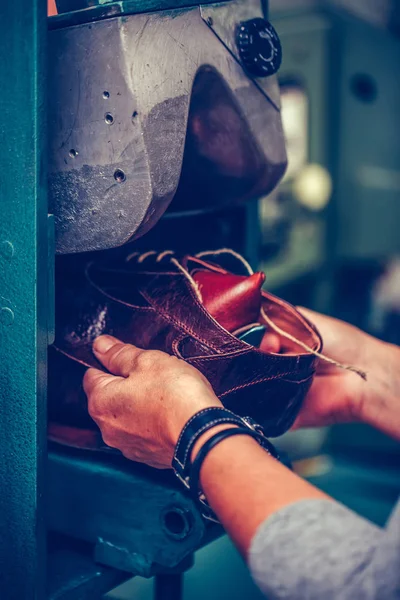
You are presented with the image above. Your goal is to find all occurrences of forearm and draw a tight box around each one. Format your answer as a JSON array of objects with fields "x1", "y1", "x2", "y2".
[
  {"x1": 248, "y1": 498, "x2": 394, "y2": 600},
  {"x1": 86, "y1": 332, "x2": 399, "y2": 599},
  {"x1": 361, "y1": 340, "x2": 400, "y2": 440},
  {"x1": 192, "y1": 431, "x2": 398, "y2": 600},
  {"x1": 195, "y1": 432, "x2": 329, "y2": 556}
]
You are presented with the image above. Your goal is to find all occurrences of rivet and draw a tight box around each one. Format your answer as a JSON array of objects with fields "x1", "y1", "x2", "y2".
[
  {"x1": 1, "y1": 241, "x2": 14, "y2": 259},
  {"x1": 0, "y1": 307, "x2": 14, "y2": 325}
]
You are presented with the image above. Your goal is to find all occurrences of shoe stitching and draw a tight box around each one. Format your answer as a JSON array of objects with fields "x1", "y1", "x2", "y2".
[
  {"x1": 184, "y1": 348, "x2": 319, "y2": 365},
  {"x1": 184, "y1": 347, "x2": 253, "y2": 361},
  {"x1": 172, "y1": 333, "x2": 187, "y2": 357},
  {"x1": 127, "y1": 252, "x2": 258, "y2": 354},
  {"x1": 175, "y1": 272, "x2": 245, "y2": 352},
  {"x1": 139, "y1": 289, "x2": 221, "y2": 351},
  {"x1": 217, "y1": 372, "x2": 315, "y2": 399}
]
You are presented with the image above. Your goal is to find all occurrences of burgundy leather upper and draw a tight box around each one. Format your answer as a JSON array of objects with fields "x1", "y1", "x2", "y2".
[{"x1": 48, "y1": 250, "x2": 322, "y2": 450}]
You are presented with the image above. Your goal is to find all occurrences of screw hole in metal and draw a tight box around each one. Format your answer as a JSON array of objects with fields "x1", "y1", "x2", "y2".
[
  {"x1": 105, "y1": 112, "x2": 114, "y2": 125},
  {"x1": 114, "y1": 169, "x2": 126, "y2": 183},
  {"x1": 69, "y1": 149, "x2": 78, "y2": 158},
  {"x1": 103, "y1": 91, "x2": 110, "y2": 99},
  {"x1": 161, "y1": 508, "x2": 191, "y2": 540}
]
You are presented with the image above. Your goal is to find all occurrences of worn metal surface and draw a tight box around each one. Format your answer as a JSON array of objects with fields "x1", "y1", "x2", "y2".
[
  {"x1": 47, "y1": 447, "x2": 213, "y2": 577},
  {"x1": 47, "y1": 535, "x2": 129, "y2": 600},
  {"x1": 48, "y1": 0, "x2": 287, "y2": 253},
  {"x1": 0, "y1": 0, "x2": 49, "y2": 598}
]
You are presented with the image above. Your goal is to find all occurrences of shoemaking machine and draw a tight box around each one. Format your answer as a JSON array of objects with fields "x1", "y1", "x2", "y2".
[{"x1": 0, "y1": 0, "x2": 288, "y2": 598}]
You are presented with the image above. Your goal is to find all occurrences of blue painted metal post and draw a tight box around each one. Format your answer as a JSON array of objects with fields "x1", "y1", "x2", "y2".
[{"x1": 0, "y1": 0, "x2": 48, "y2": 598}]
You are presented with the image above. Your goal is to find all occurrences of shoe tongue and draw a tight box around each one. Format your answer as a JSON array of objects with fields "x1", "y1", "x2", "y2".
[{"x1": 192, "y1": 270, "x2": 265, "y2": 333}]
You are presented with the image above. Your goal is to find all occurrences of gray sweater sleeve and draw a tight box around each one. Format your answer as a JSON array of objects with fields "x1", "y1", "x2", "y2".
[{"x1": 248, "y1": 498, "x2": 400, "y2": 599}]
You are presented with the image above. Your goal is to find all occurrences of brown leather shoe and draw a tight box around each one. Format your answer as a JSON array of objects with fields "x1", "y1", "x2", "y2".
[{"x1": 48, "y1": 249, "x2": 322, "y2": 450}]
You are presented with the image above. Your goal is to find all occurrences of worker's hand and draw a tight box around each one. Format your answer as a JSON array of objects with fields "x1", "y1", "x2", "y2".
[
  {"x1": 294, "y1": 309, "x2": 400, "y2": 440},
  {"x1": 83, "y1": 335, "x2": 222, "y2": 468}
]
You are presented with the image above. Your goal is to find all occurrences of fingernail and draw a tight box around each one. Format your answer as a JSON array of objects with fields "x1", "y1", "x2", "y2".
[{"x1": 93, "y1": 335, "x2": 117, "y2": 354}]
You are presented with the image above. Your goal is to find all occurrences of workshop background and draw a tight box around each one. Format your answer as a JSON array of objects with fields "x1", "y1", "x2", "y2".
[
  {"x1": 109, "y1": 0, "x2": 400, "y2": 600},
  {"x1": 109, "y1": 0, "x2": 400, "y2": 598},
  {"x1": 0, "y1": 0, "x2": 399, "y2": 598}
]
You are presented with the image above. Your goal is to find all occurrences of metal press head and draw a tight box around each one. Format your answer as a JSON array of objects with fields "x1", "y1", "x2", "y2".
[{"x1": 48, "y1": 0, "x2": 287, "y2": 254}]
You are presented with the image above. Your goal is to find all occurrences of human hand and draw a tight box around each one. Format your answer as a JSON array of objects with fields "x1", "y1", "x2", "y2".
[
  {"x1": 83, "y1": 335, "x2": 222, "y2": 468},
  {"x1": 294, "y1": 308, "x2": 400, "y2": 440}
]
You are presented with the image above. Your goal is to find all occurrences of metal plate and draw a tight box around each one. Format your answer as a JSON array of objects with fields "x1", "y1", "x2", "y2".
[
  {"x1": 47, "y1": 447, "x2": 212, "y2": 576},
  {"x1": 49, "y1": 5, "x2": 287, "y2": 253},
  {"x1": 0, "y1": 1, "x2": 48, "y2": 598}
]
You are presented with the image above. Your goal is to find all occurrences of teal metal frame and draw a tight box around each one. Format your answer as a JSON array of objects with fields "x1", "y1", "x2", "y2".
[
  {"x1": 0, "y1": 0, "x2": 49, "y2": 598},
  {"x1": 50, "y1": 0, "x2": 227, "y2": 28}
]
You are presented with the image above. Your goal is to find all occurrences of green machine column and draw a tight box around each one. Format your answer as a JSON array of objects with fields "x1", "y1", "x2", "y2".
[{"x1": 0, "y1": 0, "x2": 49, "y2": 598}]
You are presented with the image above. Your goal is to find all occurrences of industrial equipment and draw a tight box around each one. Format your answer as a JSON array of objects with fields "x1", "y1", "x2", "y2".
[
  {"x1": 3, "y1": 2, "x2": 399, "y2": 598},
  {"x1": 0, "y1": 0, "x2": 287, "y2": 598}
]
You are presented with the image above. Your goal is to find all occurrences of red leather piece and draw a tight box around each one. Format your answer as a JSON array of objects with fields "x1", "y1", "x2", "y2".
[{"x1": 192, "y1": 271, "x2": 265, "y2": 333}]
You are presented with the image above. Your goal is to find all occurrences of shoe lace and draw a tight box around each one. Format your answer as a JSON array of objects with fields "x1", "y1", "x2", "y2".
[
  {"x1": 125, "y1": 248, "x2": 366, "y2": 379},
  {"x1": 125, "y1": 249, "x2": 203, "y2": 301}
]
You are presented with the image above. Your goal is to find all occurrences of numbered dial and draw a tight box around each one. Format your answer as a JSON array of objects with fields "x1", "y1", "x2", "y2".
[{"x1": 237, "y1": 18, "x2": 282, "y2": 77}]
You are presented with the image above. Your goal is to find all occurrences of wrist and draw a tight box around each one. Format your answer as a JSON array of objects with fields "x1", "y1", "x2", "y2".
[
  {"x1": 171, "y1": 407, "x2": 281, "y2": 524},
  {"x1": 190, "y1": 424, "x2": 239, "y2": 462},
  {"x1": 168, "y1": 394, "x2": 223, "y2": 449},
  {"x1": 358, "y1": 340, "x2": 400, "y2": 439}
]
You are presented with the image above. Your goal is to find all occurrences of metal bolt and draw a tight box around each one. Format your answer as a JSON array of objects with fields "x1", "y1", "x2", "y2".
[
  {"x1": 0, "y1": 307, "x2": 14, "y2": 325},
  {"x1": 1, "y1": 241, "x2": 14, "y2": 259}
]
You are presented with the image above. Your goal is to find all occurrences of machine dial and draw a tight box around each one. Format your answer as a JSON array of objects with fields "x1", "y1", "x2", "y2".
[{"x1": 237, "y1": 18, "x2": 282, "y2": 77}]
